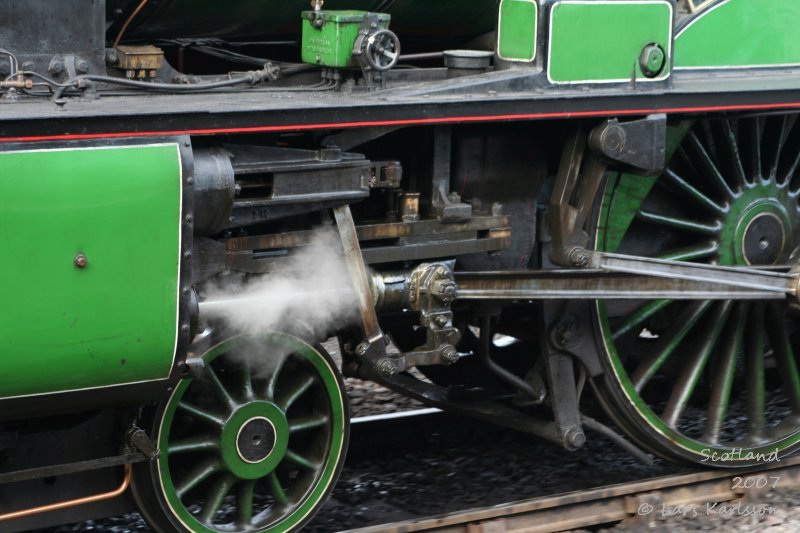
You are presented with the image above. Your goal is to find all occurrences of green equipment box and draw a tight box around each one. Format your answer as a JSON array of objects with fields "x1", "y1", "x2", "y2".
[{"x1": 302, "y1": 10, "x2": 391, "y2": 68}]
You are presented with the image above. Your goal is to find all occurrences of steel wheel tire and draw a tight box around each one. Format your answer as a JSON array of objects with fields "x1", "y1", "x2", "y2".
[
  {"x1": 132, "y1": 333, "x2": 349, "y2": 532},
  {"x1": 591, "y1": 115, "x2": 800, "y2": 466}
]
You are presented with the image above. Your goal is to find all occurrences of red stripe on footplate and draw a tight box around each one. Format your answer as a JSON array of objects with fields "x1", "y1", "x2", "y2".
[{"x1": 3, "y1": 101, "x2": 800, "y2": 143}]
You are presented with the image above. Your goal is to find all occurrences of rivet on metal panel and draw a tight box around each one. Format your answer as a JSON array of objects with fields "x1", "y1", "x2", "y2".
[{"x1": 74, "y1": 253, "x2": 88, "y2": 268}]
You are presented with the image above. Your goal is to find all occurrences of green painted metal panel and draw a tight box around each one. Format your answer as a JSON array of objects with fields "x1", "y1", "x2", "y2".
[
  {"x1": 675, "y1": 0, "x2": 800, "y2": 69},
  {"x1": 0, "y1": 144, "x2": 182, "y2": 398},
  {"x1": 497, "y1": 0, "x2": 538, "y2": 62},
  {"x1": 548, "y1": 0, "x2": 673, "y2": 84},
  {"x1": 301, "y1": 10, "x2": 390, "y2": 68},
  {"x1": 600, "y1": 122, "x2": 692, "y2": 252}
]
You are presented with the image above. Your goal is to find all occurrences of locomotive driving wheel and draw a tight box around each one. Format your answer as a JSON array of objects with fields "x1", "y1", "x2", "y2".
[
  {"x1": 132, "y1": 333, "x2": 349, "y2": 532},
  {"x1": 592, "y1": 114, "x2": 800, "y2": 466}
]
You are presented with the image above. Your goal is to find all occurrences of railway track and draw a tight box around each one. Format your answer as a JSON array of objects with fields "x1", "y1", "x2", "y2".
[
  {"x1": 342, "y1": 455, "x2": 800, "y2": 533},
  {"x1": 72, "y1": 408, "x2": 798, "y2": 532}
]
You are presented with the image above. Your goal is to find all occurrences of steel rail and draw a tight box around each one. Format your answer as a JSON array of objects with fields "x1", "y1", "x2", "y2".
[{"x1": 342, "y1": 455, "x2": 800, "y2": 533}]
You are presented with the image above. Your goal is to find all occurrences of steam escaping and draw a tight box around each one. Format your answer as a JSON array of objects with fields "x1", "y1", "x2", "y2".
[{"x1": 200, "y1": 228, "x2": 359, "y2": 342}]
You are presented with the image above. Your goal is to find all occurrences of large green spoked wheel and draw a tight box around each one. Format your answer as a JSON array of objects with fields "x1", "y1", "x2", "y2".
[
  {"x1": 592, "y1": 114, "x2": 800, "y2": 466},
  {"x1": 132, "y1": 333, "x2": 349, "y2": 532}
]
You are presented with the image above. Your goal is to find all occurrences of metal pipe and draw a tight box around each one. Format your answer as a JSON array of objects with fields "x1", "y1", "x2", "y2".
[
  {"x1": 0, "y1": 464, "x2": 131, "y2": 522},
  {"x1": 580, "y1": 415, "x2": 654, "y2": 467},
  {"x1": 399, "y1": 52, "x2": 445, "y2": 61}
]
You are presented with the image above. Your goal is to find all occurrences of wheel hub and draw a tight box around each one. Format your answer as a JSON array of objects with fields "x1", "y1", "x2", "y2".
[
  {"x1": 740, "y1": 211, "x2": 787, "y2": 265},
  {"x1": 719, "y1": 185, "x2": 799, "y2": 266},
  {"x1": 236, "y1": 417, "x2": 276, "y2": 464},
  {"x1": 220, "y1": 401, "x2": 289, "y2": 480}
]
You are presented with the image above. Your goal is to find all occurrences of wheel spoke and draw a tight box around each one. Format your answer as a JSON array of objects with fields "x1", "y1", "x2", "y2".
[
  {"x1": 285, "y1": 449, "x2": 318, "y2": 470},
  {"x1": 719, "y1": 118, "x2": 748, "y2": 187},
  {"x1": 280, "y1": 375, "x2": 316, "y2": 411},
  {"x1": 745, "y1": 303, "x2": 767, "y2": 440},
  {"x1": 178, "y1": 401, "x2": 226, "y2": 427},
  {"x1": 662, "y1": 301, "x2": 734, "y2": 428},
  {"x1": 204, "y1": 364, "x2": 238, "y2": 413},
  {"x1": 662, "y1": 167, "x2": 726, "y2": 215},
  {"x1": 704, "y1": 303, "x2": 748, "y2": 443},
  {"x1": 175, "y1": 459, "x2": 221, "y2": 498},
  {"x1": 198, "y1": 475, "x2": 236, "y2": 525},
  {"x1": 264, "y1": 355, "x2": 288, "y2": 402},
  {"x1": 699, "y1": 120, "x2": 719, "y2": 163},
  {"x1": 611, "y1": 299, "x2": 673, "y2": 340},
  {"x1": 744, "y1": 116, "x2": 765, "y2": 182},
  {"x1": 169, "y1": 436, "x2": 218, "y2": 455},
  {"x1": 687, "y1": 131, "x2": 736, "y2": 198},
  {"x1": 767, "y1": 115, "x2": 792, "y2": 181},
  {"x1": 631, "y1": 301, "x2": 711, "y2": 393},
  {"x1": 657, "y1": 242, "x2": 719, "y2": 262},
  {"x1": 241, "y1": 356, "x2": 256, "y2": 403},
  {"x1": 237, "y1": 480, "x2": 256, "y2": 527},
  {"x1": 782, "y1": 124, "x2": 800, "y2": 188},
  {"x1": 269, "y1": 472, "x2": 290, "y2": 506},
  {"x1": 765, "y1": 303, "x2": 800, "y2": 414},
  {"x1": 636, "y1": 210, "x2": 720, "y2": 235},
  {"x1": 290, "y1": 414, "x2": 330, "y2": 433}
]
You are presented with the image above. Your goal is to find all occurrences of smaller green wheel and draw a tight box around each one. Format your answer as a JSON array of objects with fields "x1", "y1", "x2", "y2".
[{"x1": 132, "y1": 333, "x2": 349, "y2": 533}]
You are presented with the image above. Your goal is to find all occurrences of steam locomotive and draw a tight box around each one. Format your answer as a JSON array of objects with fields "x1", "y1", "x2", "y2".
[{"x1": 2, "y1": 0, "x2": 800, "y2": 531}]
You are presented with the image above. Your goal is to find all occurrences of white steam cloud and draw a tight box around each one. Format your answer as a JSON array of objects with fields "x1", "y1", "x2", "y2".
[{"x1": 200, "y1": 228, "x2": 359, "y2": 342}]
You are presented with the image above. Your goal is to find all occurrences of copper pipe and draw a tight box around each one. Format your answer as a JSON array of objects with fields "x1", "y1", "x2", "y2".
[
  {"x1": 113, "y1": 0, "x2": 150, "y2": 47},
  {"x1": 0, "y1": 464, "x2": 131, "y2": 522}
]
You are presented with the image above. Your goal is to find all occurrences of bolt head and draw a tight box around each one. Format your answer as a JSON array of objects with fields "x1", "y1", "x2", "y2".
[
  {"x1": 355, "y1": 342, "x2": 369, "y2": 357},
  {"x1": 639, "y1": 44, "x2": 666, "y2": 78},
  {"x1": 105, "y1": 49, "x2": 119, "y2": 65},
  {"x1": 441, "y1": 345, "x2": 459, "y2": 365},
  {"x1": 568, "y1": 248, "x2": 591, "y2": 268},
  {"x1": 74, "y1": 253, "x2": 88, "y2": 268},
  {"x1": 564, "y1": 427, "x2": 586, "y2": 450},
  {"x1": 50, "y1": 60, "x2": 64, "y2": 75},
  {"x1": 378, "y1": 359, "x2": 398, "y2": 377}
]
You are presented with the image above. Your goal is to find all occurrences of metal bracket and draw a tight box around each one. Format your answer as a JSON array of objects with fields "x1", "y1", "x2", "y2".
[
  {"x1": 591, "y1": 114, "x2": 666, "y2": 176},
  {"x1": 549, "y1": 115, "x2": 666, "y2": 267},
  {"x1": 430, "y1": 125, "x2": 473, "y2": 223},
  {"x1": 369, "y1": 262, "x2": 462, "y2": 376},
  {"x1": 125, "y1": 427, "x2": 160, "y2": 460},
  {"x1": 549, "y1": 125, "x2": 608, "y2": 267}
]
